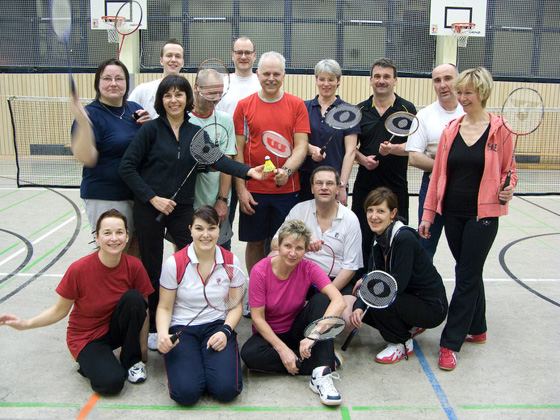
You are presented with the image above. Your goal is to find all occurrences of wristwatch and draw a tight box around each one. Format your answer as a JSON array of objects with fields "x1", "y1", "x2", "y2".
[
  {"x1": 281, "y1": 166, "x2": 292, "y2": 177},
  {"x1": 216, "y1": 195, "x2": 228, "y2": 204},
  {"x1": 339, "y1": 182, "x2": 348, "y2": 188}
]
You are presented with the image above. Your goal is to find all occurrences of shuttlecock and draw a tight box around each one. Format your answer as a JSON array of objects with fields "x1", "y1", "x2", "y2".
[{"x1": 263, "y1": 156, "x2": 276, "y2": 174}]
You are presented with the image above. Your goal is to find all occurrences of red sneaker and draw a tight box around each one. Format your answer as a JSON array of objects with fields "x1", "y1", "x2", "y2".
[
  {"x1": 410, "y1": 327, "x2": 426, "y2": 339},
  {"x1": 465, "y1": 332, "x2": 486, "y2": 344},
  {"x1": 438, "y1": 347, "x2": 457, "y2": 371}
]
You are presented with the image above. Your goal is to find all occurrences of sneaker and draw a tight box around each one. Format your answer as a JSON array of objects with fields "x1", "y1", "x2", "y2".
[
  {"x1": 334, "y1": 350, "x2": 344, "y2": 369},
  {"x1": 147, "y1": 333, "x2": 158, "y2": 351},
  {"x1": 465, "y1": 332, "x2": 486, "y2": 344},
  {"x1": 375, "y1": 339, "x2": 414, "y2": 364},
  {"x1": 127, "y1": 361, "x2": 147, "y2": 384},
  {"x1": 438, "y1": 347, "x2": 457, "y2": 371},
  {"x1": 242, "y1": 301, "x2": 251, "y2": 318},
  {"x1": 410, "y1": 327, "x2": 426, "y2": 339},
  {"x1": 309, "y1": 366, "x2": 342, "y2": 406}
]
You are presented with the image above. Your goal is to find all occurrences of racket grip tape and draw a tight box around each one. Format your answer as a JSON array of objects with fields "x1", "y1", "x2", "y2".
[
  {"x1": 170, "y1": 332, "x2": 180, "y2": 344},
  {"x1": 340, "y1": 329, "x2": 357, "y2": 351},
  {"x1": 499, "y1": 171, "x2": 512, "y2": 205},
  {"x1": 155, "y1": 212, "x2": 165, "y2": 223}
]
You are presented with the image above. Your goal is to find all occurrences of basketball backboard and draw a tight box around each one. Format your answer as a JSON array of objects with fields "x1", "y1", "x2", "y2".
[
  {"x1": 430, "y1": 0, "x2": 487, "y2": 37},
  {"x1": 90, "y1": 0, "x2": 147, "y2": 30}
]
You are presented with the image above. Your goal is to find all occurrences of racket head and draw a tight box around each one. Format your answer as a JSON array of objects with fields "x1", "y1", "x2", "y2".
[
  {"x1": 358, "y1": 270, "x2": 398, "y2": 309},
  {"x1": 203, "y1": 264, "x2": 247, "y2": 312},
  {"x1": 190, "y1": 126, "x2": 225, "y2": 165},
  {"x1": 501, "y1": 87, "x2": 544, "y2": 136},
  {"x1": 303, "y1": 316, "x2": 346, "y2": 341},
  {"x1": 114, "y1": 0, "x2": 143, "y2": 36},
  {"x1": 261, "y1": 131, "x2": 293, "y2": 158},
  {"x1": 384, "y1": 111, "x2": 419, "y2": 138},
  {"x1": 50, "y1": 0, "x2": 72, "y2": 42},
  {"x1": 196, "y1": 59, "x2": 230, "y2": 103},
  {"x1": 324, "y1": 104, "x2": 362, "y2": 130}
]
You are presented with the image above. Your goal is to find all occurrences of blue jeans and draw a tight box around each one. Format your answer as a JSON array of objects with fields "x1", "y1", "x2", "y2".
[
  {"x1": 164, "y1": 320, "x2": 242, "y2": 406},
  {"x1": 418, "y1": 172, "x2": 444, "y2": 261}
]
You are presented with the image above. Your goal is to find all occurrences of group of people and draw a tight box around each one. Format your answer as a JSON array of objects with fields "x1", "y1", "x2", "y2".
[{"x1": 0, "y1": 35, "x2": 517, "y2": 407}]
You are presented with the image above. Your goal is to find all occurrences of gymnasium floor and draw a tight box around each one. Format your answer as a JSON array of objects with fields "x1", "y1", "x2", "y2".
[{"x1": 0, "y1": 163, "x2": 559, "y2": 420}]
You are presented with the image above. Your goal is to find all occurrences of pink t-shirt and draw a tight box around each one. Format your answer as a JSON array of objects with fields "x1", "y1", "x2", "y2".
[
  {"x1": 249, "y1": 257, "x2": 331, "y2": 334},
  {"x1": 56, "y1": 253, "x2": 153, "y2": 359}
]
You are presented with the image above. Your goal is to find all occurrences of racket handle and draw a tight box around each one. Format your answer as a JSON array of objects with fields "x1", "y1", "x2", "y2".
[
  {"x1": 155, "y1": 212, "x2": 165, "y2": 223},
  {"x1": 340, "y1": 329, "x2": 357, "y2": 351},
  {"x1": 170, "y1": 332, "x2": 179, "y2": 344},
  {"x1": 320, "y1": 146, "x2": 326, "y2": 156},
  {"x1": 296, "y1": 358, "x2": 302, "y2": 369},
  {"x1": 69, "y1": 75, "x2": 76, "y2": 95},
  {"x1": 499, "y1": 171, "x2": 512, "y2": 205}
]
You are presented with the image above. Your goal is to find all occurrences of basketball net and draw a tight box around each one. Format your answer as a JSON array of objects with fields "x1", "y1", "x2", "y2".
[
  {"x1": 452, "y1": 23, "x2": 475, "y2": 48},
  {"x1": 101, "y1": 16, "x2": 125, "y2": 43}
]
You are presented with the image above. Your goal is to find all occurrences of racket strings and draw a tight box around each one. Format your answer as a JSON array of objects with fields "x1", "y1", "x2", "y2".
[
  {"x1": 190, "y1": 128, "x2": 223, "y2": 164},
  {"x1": 385, "y1": 112, "x2": 419, "y2": 137},
  {"x1": 359, "y1": 272, "x2": 398, "y2": 308},
  {"x1": 324, "y1": 104, "x2": 362, "y2": 130},
  {"x1": 196, "y1": 59, "x2": 230, "y2": 103},
  {"x1": 303, "y1": 316, "x2": 346, "y2": 341}
]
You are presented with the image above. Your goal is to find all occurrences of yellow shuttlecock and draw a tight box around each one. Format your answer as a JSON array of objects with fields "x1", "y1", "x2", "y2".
[{"x1": 263, "y1": 156, "x2": 276, "y2": 174}]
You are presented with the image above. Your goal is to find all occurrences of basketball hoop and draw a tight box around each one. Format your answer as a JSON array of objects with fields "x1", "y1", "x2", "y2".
[
  {"x1": 101, "y1": 16, "x2": 126, "y2": 43},
  {"x1": 451, "y1": 22, "x2": 476, "y2": 48}
]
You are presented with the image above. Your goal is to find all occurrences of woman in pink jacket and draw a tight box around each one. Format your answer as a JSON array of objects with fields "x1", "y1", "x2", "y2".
[{"x1": 419, "y1": 67, "x2": 516, "y2": 371}]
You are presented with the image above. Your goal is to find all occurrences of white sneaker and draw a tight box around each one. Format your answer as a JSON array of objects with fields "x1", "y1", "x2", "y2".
[
  {"x1": 242, "y1": 301, "x2": 251, "y2": 318},
  {"x1": 127, "y1": 361, "x2": 147, "y2": 384},
  {"x1": 375, "y1": 338, "x2": 414, "y2": 364},
  {"x1": 334, "y1": 350, "x2": 344, "y2": 369},
  {"x1": 309, "y1": 366, "x2": 342, "y2": 406},
  {"x1": 147, "y1": 333, "x2": 158, "y2": 351}
]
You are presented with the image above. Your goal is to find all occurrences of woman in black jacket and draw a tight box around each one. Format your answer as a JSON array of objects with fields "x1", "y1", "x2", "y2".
[
  {"x1": 349, "y1": 187, "x2": 448, "y2": 364},
  {"x1": 120, "y1": 75, "x2": 263, "y2": 348}
]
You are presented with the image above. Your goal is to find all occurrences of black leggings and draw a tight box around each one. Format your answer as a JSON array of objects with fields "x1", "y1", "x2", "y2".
[
  {"x1": 241, "y1": 293, "x2": 335, "y2": 375},
  {"x1": 440, "y1": 214, "x2": 498, "y2": 351},
  {"x1": 76, "y1": 290, "x2": 147, "y2": 395}
]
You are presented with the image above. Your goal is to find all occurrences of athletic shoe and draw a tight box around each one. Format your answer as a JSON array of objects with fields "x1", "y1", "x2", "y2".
[
  {"x1": 438, "y1": 347, "x2": 457, "y2": 371},
  {"x1": 127, "y1": 361, "x2": 147, "y2": 384},
  {"x1": 309, "y1": 366, "x2": 342, "y2": 406},
  {"x1": 465, "y1": 332, "x2": 486, "y2": 344},
  {"x1": 334, "y1": 350, "x2": 344, "y2": 369},
  {"x1": 242, "y1": 301, "x2": 251, "y2": 318},
  {"x1": 410, "y1": 327, "x2": 426, "y2": 339},
  {"x1": 147, "y1": 333, "x2": 158, "y2": 351},
  {"x1": 375, "y1": 339, "x2": 414, "y2": 364}
]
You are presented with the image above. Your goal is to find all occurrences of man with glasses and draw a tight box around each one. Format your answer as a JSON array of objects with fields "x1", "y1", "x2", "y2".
[{"x1": 270, "y1": 166, "x2": 363, "y2": 296}]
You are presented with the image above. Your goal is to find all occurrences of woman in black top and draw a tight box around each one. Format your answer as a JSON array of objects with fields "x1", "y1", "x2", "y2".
[
  {"x1": 120, "y1": 75, "x2": 264, "y2": 347},
  {"x1": 349, "y1": 187, "x2": 448, "y2": 364}
]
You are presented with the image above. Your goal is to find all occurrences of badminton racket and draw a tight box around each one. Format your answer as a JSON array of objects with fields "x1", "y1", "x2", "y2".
[
  {"x1": 322, "y1": 243, "x2": 335, "y2": 278},
  {"x1": 155, "y1": 124, "x2": 229, "y2": 222},
  {"x1": 499, "y1": 87, "x2": 544, "y2": 205},
  {"x1": 384, "y1": 111, "x2": 419, "y2": 143},
  {"x1": 261, "y1": 131, "x2": 293, "y2": 188},
  {"x1": 296, "y1": 316, "x2": 346, "y2": 368},
  {"x1": 320, "y1": 104, "x2": 362, "y2": 155},
  {"x1": 170, "y1": 263, "x2": 246, "y2": 344},
  {"x1": 50, "y1": 0, "x2": 75, "y2": 93},
  {"x1": 341, "y1": 270, "x2": 398, "y2": 351},
  {"x1": 114, "y1": 0, "x2": 143, "y2": 59}
]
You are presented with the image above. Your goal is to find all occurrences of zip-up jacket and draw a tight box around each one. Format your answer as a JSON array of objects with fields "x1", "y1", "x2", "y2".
[{"x1": 422, "y1": 113, "x2": 517, "y2": 224}]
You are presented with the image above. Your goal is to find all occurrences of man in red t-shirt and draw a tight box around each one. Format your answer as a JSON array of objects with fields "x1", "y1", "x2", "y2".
[{"x1": 233, "y1": 51, "x2": 310, "y2": 274}]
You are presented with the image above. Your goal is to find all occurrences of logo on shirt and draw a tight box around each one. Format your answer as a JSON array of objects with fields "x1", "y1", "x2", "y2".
[
  {"x1": 487, "y1": 143, "x2": 498, "y2": 152},
  {"x1": 334, "y1": 232, "x2": 340, "y2": 238}
]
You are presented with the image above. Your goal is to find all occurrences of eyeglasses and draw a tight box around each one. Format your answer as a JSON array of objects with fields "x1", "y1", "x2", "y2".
[
  {"x1": 233, "y1": 50, "x2": 255, "y2": 57},
  {"x1": 313, "y1": 181, "x2": 336, "y2": 188},
  {"x1": 101, "y1": 76, "x2": 126, "y2": 84}
]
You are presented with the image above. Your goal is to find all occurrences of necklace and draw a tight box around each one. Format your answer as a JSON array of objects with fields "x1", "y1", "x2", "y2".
[{"x1": 100, "y1": 101, "x2": 127, "y2": 119}]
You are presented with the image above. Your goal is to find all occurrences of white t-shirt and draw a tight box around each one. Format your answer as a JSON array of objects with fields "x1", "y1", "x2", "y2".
[
  {"x1": 274, "y1": 200, "x2": 363, "y2": 277},
  {"x1": 128, "y1": 78, "x2": 162, "y2": 119},
  {"x1": 159, "y1": 245, "x2": 243, "y2": 327},
  {"x1": 216, "y1": 73, "x2": 261, "y2": 116},
  {"x1": 406, "y1": 101, "x2": 465, "y2": 158}
]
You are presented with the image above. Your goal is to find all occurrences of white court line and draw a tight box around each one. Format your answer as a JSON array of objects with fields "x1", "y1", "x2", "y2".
[{"x1": 0, "y1": 215, "x2": 80, "y2": 268}]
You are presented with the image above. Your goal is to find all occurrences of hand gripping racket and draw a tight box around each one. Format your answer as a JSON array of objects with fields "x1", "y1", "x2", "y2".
[
  {"x1": 296, "y1": 316, "x2": 346, "y2": 368},
  {"x1": 341, "y1": 270, "x2": 398, "y2": 351},
  {"x1": 50, "y1": 0, "x2": 75, "y2": 93},
  {"x1": 499, "y1": 87, "x2": 544, "y2": 205},
  {"x1": 384, "y1": 111, "x2": 419, "y2": 143},
  {"x1": 170, "y1": 264, "x2": 246, "y2": 344},
  {"x1": 320, "y1": 104, "x2": 362, "y2": 155},
  {"x1": 155, "y1": 124, "x2": 229, "y2": 222},
  {"x1": 261, "y1": 131, "x2": 293, "y2": 188}
]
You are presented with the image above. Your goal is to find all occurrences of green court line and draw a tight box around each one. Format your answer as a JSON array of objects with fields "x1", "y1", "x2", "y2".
[
  {"x1": 352, "y1": 405, "x2": 440, "y2": 411},
  {"x1": 0, "y1": 190, "x2": 49, "y2": 213},
  {"x1": 96, "y1": 404, "x2": 338, "y2": 412},
  {"x1": 0, "y1": 402, "x2": 80, "y2": 409},
  {"x1": 340, "y1": 406, "x2": 351, "y2": 420},
  {"x1": 459, "y1": 404, "x2": 560, "y2": 410}
]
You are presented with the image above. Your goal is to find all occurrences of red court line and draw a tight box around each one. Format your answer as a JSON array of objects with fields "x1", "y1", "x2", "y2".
[{"x1": 76, "y1": 393, "x2": 100, "y2": 419}]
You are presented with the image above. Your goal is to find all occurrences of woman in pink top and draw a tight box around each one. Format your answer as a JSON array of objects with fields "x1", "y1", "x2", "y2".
[
  {"x1": 419, "y1": 67, "x2": 516, "y2": 372},
  {"x1": 240, "y1": 219, "x2": 346, "y2": 407}
]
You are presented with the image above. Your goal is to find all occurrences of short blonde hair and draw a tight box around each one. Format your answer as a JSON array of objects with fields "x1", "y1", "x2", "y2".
[
  {"x1": 453, "y1": 67, "x2": 494, "y2": 108},
  {"x1": 277, "y1": 220, "x2": 312, "y2": 249}
]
